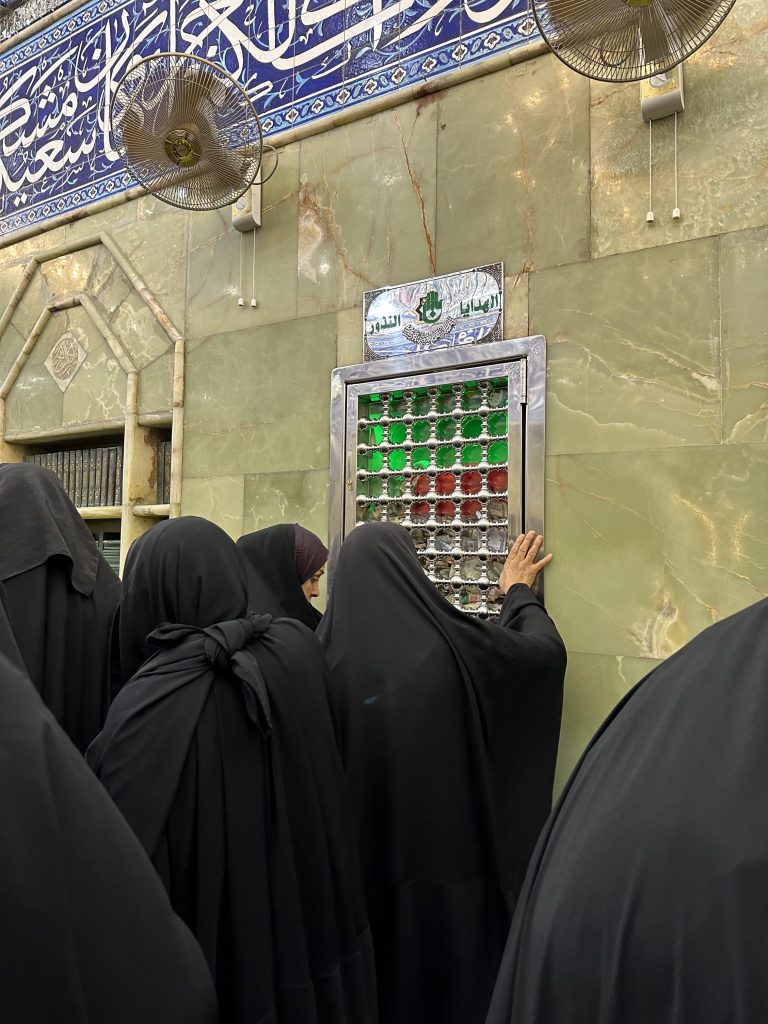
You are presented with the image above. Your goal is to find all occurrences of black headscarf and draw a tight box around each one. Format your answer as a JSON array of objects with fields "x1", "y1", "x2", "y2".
[
  {"x1": 0, "y1": 462, "x2": 120, "y2": 752},
  {"x1": 317, "y1": 522, "x2": 566, "y2": 1024},
  {"x1": 0, "y1": 582, "x2": 217, "y2": 1023},
  {"x1": 485, "y1": 597, "x2": 768, "y2": 1024},
  {"x1": 236, "y1": 523, "x2": 326, "y2": 629},
  {"x1": 88, "y1": 516, "x2": 377, "y2": 1024}
]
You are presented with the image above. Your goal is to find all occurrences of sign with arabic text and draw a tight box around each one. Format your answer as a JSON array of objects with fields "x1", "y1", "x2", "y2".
[
  {"x1": 0, "y1": 0, "x2": 537, "y2": 238},
  {"x1": 363, "y1": 262, "x2": 503, "y2": 361}
]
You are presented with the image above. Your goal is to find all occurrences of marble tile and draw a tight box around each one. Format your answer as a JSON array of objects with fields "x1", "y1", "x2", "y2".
[
  {"x1": 720, "y1": 225, "x2": 768, "y2": 444},
  {"x1": 534, "y1": 238, "x2": 721, "y2": 454},
  {"x1": 5, "y1": 313, "x2": 65, "y2": 434},
  {"x1": 297, "y1": 98, "x2": 438, "y2": 315},
  {"x1": 503, "y1": 270, "x2": 529, "y2": 340},
  {"x1": 337, "y1": 306, "x2": 363, "y2": 367},
  {"x1": 138, "y1": 351, "x2": 173, "y2": 415},
  {"x1": 89, "y1": 247, "x2": 133, "y2": 317},
  {"x1": 40, "y1": 247, "x2": 98, "y2": 299},
  {"x1": 186, "y1": 144, "x2": 300, "y2": 343},
  {"x1": 436, "y1": 55, "x2": 590, "y2": 275},
  {"x1": 545, "y1": 446, "x2": 768, "y2": 660},
  {"x1": 53, "y1": 306, "x2": 126, "y2": 426},
  {"x1": 554, "y1": 652, "x2": 660, "y2": 796},
  {"x1": 590, "y1": 0, "x2": 768, "y2": 258},
  {"x1": 242, "y1": 468, "x2": 330, "y2": 608},
  {"x1": 183, "y1": 313, "x2": 337, "y2": 478},
  {"x1": 0, "y1": 322, "x2": 25, "y2": 392},
  {"x1": 0, "y1": 225, "x2": 68, "y2": 268},
  {"x1": 9, "y1": 267, "x2": 46, "y2": 340},
  {"x1": 110, "y1": 290, "x2": 172, "y2": 371},
  {"x1": 180, "y1": 475, "x2": 245, "y2": 540}
]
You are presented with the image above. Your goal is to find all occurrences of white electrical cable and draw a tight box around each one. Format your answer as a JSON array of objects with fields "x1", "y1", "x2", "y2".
[
  {"x1": 250, "y1": 227, "x2": 257, "y2": 307},
  {"x1": 238, "y1": 232, "x2": 244, "y2": 307},
  {"x1": 647, "y1": 118, "x2": 654, "y2": 224},
  {"x1": 672, "y1": 111, "x2": 681, "y2": 220}
]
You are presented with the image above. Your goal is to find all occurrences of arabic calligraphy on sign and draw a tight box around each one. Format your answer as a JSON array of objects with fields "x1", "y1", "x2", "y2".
[
  {"x1": 0, "y1": 0, "x2": 535, "y2": 237},
  {"x1": 363, "y1": 263, "x2": 503, "y2": 361}
]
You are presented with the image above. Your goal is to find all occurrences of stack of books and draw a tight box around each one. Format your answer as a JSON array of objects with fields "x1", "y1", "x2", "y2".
[
  {"x1": 156, "y1": 439, "x2": 172, "y2": 505},
  {"x1": 24, "y1": 444, "x2": 124, "y2": 507}
]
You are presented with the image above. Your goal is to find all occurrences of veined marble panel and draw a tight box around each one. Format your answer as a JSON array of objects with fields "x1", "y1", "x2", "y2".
[
  {"x1": 720, "y1": 225, "x2": 768, "y2": 445},
  {"x1": 554, "y1": 652, "x2": 660, "y2": 796},
  {"x1": 590, "y1": 0, "x2": 768, "y2": 259},
  {"x1": 535, "y1": 237, "x2": 721, "y2": 454},
  {"x1": 181, "y1": 475, "x2": 246, "y2": 540},
  {"x1": 137, "y1": 350, "x2": 173, "y2": 416},
  {"x1": 183, "y1": 313, "x2": 337, "y2": 478},
  {"x1": 297, "y1": 99, "x2": 438, "y2": 315},
  {"x1": 337, "y1": 307, "x2": 364, "y2": 368},
  {"x1": 186, "y1": 145, "x2": 300, "y2": 343},
  {"x1": 436, "y1": 55, "x2": 590, "y2": 275},
  {"x1": 545, "y1": 445, "x2": 768, "y2": 660},
  {"x1": 503, "y1": 269, "x2": 529, "y2": 340}
]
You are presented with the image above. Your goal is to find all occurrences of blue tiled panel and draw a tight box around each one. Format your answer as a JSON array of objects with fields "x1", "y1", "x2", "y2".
[{"x1": 0, "y1": 0, "x2": 537, "y2": 235}]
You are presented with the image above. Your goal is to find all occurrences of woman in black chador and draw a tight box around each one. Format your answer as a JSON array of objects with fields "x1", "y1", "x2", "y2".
[
  {"x1": 237, "y1": 523, "x2": 328, "y2": 629},
  {"x1": 317, "y1": 522, "x2": 566, "y2": 1024},
  {"x1": 88, "y1": 516, "x2": 377, "y2": 1024},
  {"x1": 0, "y1": 582, "x2": 217, "y2": 1023},
  {"x1": 0, "y1": 462, "x2": 120, "y2": 752},
  {"x1": 485, "y1": 597, "x2": 768, "y2": 1024}
]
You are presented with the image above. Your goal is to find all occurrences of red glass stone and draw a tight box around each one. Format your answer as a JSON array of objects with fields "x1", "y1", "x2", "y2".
[
  {"x1": 412, "y1": 473, "x2": 430, "y2": 496},
  {"x1": 488, "y1": 468, "x2": 508, "y2": 493},
  {"x1": 435, "y1": 472, "x2": 456, "y2": 495},
  {"x1": 460, "y1": 471, "x2": 482, "y2": 495},
  {"x1": 460, "y1": 499, "x2": 482, "y2": 521}
]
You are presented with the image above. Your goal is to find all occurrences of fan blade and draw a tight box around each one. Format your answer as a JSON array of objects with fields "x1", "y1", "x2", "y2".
[{"x1": 639, "y1": 4, "x2": 672, "y2": 67}]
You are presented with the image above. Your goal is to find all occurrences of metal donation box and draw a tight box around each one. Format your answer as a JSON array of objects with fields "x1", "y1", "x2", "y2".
[{"x1": 328, "y1": 337, "x2": 546, "y2": 617}]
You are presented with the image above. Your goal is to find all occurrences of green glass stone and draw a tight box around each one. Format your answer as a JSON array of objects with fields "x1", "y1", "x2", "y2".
[
  {"x1": 436, "y1": 418, "x2": 457, "y2": 441},
  {"x1": 388, "y1": 422, "x2": 407, "y2": 445},
  {"x1": 461, "y1": 415, "x2": 483, "y2": 439},
  {"x1": 461, "y1": 383, "x2": 482, "y2": 411},
  {"x1": 362, "y1": 502, "x2": 381, "y2": 522},
  {"x1": 367, "y1": 395, "x2": 383, "y2": 421},
  {"x1": 488, "y1": 411, "x2": 508, "y2": 436},
  {"x1": 436, "y1": 445, "x2": 456, "y2": 469},
  {"x1": 412, "y1": 393, "x2": 430, "y2": 417},
  {"x1": 436, "y1": 388, "x2": 456, "y2": 414},
  {"x1": 488, "y1": 440, "x2": 508, "y2": 464},
  {"x1": 388, "y1": 449, "x2": 407, "y2": 471},
  {"x1": 411, "y1": 420, "x2": 431, "y2": 443},
  {"x1": 366, "y1": 424, "x2": 384, "y2": 445},
  {"x1": 388, "y1": 474, "x2": 405, "y2": 498},
  {"x1": 461, "y1": 443, "x2": 482, "y2": 466},
  {"x1": 358, "y1": 476, "x2": 383, "y2": 499},
  {"x1": 367, "y1": 451, "x2": 384, "y2": 472},
  {"x1": 411, "y1": 446, "x2": 431, "y2": 470}
]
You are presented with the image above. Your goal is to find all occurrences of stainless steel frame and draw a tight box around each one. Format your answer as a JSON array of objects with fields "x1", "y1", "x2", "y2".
[{"x1": 328, "y1": 336, "x2": 546, "y2": 606}]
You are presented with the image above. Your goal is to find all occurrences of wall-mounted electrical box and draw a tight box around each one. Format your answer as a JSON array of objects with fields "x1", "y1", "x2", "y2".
[
  {"x1": 641, "y1": 63, "x2": 684, "y2": 122},
  {"x1": 328, "y1": 336, "x2": 546, "y2": 616},
  {"x1": 231, "y1": 171, "x2": 262, "y2": 231}
]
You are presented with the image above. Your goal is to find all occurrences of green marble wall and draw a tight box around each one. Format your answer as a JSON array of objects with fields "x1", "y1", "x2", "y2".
[{"x1": 1, "y1": 0, "x2": 766, "y2": 788}]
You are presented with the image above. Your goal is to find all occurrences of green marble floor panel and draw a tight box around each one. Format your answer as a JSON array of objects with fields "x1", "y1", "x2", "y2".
[
  {"x1": 183, "y1": 313, "x2": 336, "y2": 478},
  {"x1": 545, "y1": 445, "x2": 768, "y2": 660},
  {"x1": 534, "y1": 237, "x2": 721, "y2": 454},
  {"x1": 180, "y1": 475, "x2": 245, "y2": 540},
  {"x1": 720, "y1": 225, "x2": 768, "y2": 445},
  {"x1": 590, "y1": 0, "x2": 768, "y2": 259},
  {"x1": 436, "y1": 56, "x2": 590, "y2": 276},
  {"x1": 186, "y1": 145, "x2": 300, "y2": 343},
  {"x1": 297, "y1": 99, "x2": 438, "y2": 315},
  {"x1": 554, "y1": 652, "x2": 661, "y2": 796}
]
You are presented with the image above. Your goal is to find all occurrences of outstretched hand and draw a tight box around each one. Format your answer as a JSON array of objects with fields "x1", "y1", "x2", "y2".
[{"x1": 499, "y1": 531, "x2": 553, "y2": 593}]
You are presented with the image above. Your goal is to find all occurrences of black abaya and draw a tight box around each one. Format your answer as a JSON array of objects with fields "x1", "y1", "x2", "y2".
[
  {"x1": 0, "y1": 584, "x2": 217, "y2": 1023},
  {"x1": 485, "y1": 597, "x2": 768, "y2": 1024},
  {"x1": 88, "y1": 516, "x2": 377, "y2": 1024},
  {"x1": 317, "y1": 522, "x2": 566, "y2": 1024},
  {"x1": 0, "y1": 462, "x2": 120, "y2": 752},
  {"x1": 237, "y1": 523, "x2": 323, "y2": 629}
]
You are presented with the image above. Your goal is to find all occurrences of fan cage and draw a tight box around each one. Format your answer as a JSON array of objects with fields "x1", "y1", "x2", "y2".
[
  {"x1": 532, "y1": 0, "x2": 738, "y2": 83},
  {"x1": 110, "y1": 52, "x2": 264, "y2": 211}
]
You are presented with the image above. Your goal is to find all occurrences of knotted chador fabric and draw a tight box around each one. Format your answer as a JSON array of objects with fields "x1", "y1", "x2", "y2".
[
  {"x1": 0, "y1": 462, "x2": 120, "y2": 752},
  {"x1": 237, "y1": 523, "x2": 327, "y2": 629},
  {"x1": 318, "y1": 522, "x2": 566, "y2": 1024},
  {"x1": 0, "y1": 582, "x2": 217, "y2": 1023},
  {"x1": 486, "y1": 597, "x2": 768, "y2": 1024},
  {"x1": 89, "y1": 516, "x2": 377, "y2": 1024}
]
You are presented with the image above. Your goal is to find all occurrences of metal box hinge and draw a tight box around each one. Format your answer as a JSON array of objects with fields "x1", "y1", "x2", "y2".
[{"x1": 519, "y1": 357, "x2": 528, "y2": 405}]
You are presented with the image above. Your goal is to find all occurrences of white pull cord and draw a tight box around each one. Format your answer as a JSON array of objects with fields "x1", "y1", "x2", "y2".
[
  {"x1": 238, "y1": 232, "x2": 244, "y2": 307},
  {"x1": 251, "y1": 228, "x2": 258, "y2": 307},
  {"x1": 672, "y1": 111, "x2": 681, "y2": 220},
  {"x1": 647, "y1": 118, "x2": 654, "y2": 224}
]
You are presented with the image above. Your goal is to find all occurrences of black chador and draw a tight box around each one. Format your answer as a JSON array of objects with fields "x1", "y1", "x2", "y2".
[
  {"x1": 317, "y1": 522, "x2": 566, "y2": 1024},
  {"x1": 237, "y1": 523, "x2": 324, "y2": 629},
  {"x1": 0, "y1": 582, "x2": 217, "y2": 1023},
  {"x1": 0, "y1": 462, "x2": 120, "y2": 752},
  {"x1": 88, "y1": 517, "x2": 377, "y2": 1024},
  {"x1": 486, "y1": 597, "x2": 768, "y2": 1024}
]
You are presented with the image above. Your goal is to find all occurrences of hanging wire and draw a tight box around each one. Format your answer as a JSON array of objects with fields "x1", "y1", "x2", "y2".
[
  {"x1": 672, "y1": 110, "x2": 681, "y2": 220},
  {"x1": 238, "y1": 232, "x2": 245, "y2": 306},
  {"x1": 251, "y1": 228, "x2": 258, "y2": 307},
  {"x1": 646, "y1": 118, "x2": 654, "y2": 224}
]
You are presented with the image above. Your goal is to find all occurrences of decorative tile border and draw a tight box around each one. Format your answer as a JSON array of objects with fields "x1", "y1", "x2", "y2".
[{"x1": 0, "y1": 0, "x2": 536, "y2": 236}]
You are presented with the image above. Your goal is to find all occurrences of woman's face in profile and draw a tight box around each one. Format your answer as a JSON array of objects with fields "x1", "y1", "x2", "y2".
[{"x1": 301, "y1": 564, "x2": 326, "y2": 602}]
